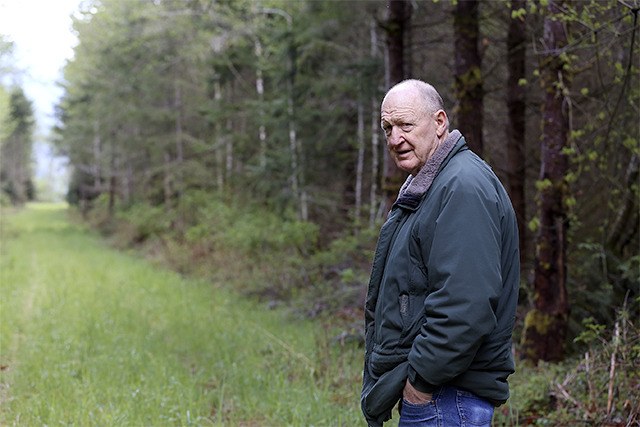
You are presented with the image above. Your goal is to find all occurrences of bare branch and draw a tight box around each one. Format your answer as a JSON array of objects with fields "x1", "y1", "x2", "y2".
[{"x1": 606, "y1": 321, "x2": 620, "y2": 415}]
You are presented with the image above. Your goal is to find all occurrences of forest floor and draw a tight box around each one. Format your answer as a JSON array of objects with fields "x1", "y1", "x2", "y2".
[{"x1": 0, "y1": 204, "x2": 363, "y2": 426}]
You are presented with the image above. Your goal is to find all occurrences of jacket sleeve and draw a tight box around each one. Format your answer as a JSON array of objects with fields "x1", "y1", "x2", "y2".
[{"x1": 408, "y1": 170, "x2": 503, "y2": 391}]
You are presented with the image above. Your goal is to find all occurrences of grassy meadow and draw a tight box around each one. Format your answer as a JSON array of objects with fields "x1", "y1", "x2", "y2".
[{"x1": 0, "y1": 204, "x2": 364, "y2": 426}]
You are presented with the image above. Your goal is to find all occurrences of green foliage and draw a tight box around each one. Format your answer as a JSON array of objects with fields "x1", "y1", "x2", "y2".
[
  {"x1": 567, "y1": 239, "x2": 639, "y2": 342},
  {"x1": 181, "y1": 196, "x2": 233, "y2": 245},
  {"x1": 532, "y1": 0, "x2": 640, "y2": 355},
  {"x1": 495, "y1": 306, "x2": 639, "y2": 426},
  {"x1": 494, "y1": 362, "x2": 565, "y2": 426},
  {"x1": 222, "y1": 211, "x2": 318, "y2": 257},
  {"x1": 511, "y1": 7, "x2": 527, "y2": 20},
  {"x1": 574, "y1": 317, "x2": 607, "y2": 347},
  {"x1": 56, "y1": 0, "x2": 385, "y2": 228},
  {"x1": 311, "y1": 228, "x2": 377, "y2": 269},
  {"x1": 107, "y1": 190, "x2": 321, "y2": 304},
  {"x1": 116, "y1": 202, "x2": 174, "y2": 242},
  {"x1": 0, "y1": 86, "x2": 35, "y2": 205},
  {"x1": 548, "y1": 307, "x2": 639, "y2": 425},
  {"x1": 300, "y1": 229, "x2": 378, "y2": 319},
  {"x1": 0, "y1": 85, "x2": 13, "y2": 141},
  {"x1": 534, "y1": 178, "x2": 553, "y2": 192},
  {"x1": 0, "y1": 191, "x2": 11, "y2": 207},
  {"x1": 178, "y1": 190, "x2": 320, "y2": 258}
]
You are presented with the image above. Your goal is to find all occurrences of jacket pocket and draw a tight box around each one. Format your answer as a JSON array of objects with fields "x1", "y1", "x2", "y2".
[
  {"x1": 399, "y1": 293, "x2": 410, "y2": 329},
  {"x1": 362, "y1": 360, "x2": 409, "y2": 425},
  {"x1": 398, "y1": 294, "x2": 426, "y2": 348},
  {"x1": 369, "y1": 347, "x2": 409, "y2": 377}
]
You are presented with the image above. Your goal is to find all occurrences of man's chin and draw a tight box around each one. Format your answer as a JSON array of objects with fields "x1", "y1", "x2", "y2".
[{"x1": 394, "y1": 160, "x2": 417, "y2": 175}]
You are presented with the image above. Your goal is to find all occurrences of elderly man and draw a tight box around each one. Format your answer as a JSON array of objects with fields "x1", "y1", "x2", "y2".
[{"x1": 361, "y1": 79, "x2": 520, "y2": 427}]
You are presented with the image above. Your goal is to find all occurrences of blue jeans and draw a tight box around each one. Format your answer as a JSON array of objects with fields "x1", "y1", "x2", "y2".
[{"x1": 398, "y1": 386, "x2": 494, "y2": 427}]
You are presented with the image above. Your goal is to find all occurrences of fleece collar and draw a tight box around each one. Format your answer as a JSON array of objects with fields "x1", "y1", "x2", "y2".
[{"x1": 395, "y1": 129, "x2": 463, "y2": 210}]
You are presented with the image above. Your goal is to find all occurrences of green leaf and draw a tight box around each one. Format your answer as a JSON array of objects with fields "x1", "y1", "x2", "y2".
[
  {"x1": 535, "y1": 179, "x2": 553, "y2": 191},
  {"x1": 511, "y1": 8, "x2": 527, "y2": 19}
]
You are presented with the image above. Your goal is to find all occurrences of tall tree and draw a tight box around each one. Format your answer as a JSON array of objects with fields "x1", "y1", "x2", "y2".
[
  {"x1": 0, "y1": 88, "x2": 35, "y2": 205},
  {"x1": 453, "y1": 0, "x2": 484, "y2": 156},
  {"x1": 370, "y1": 18, "x2": 382, "y2": 227},
  {"x1": 0, "y1": 37, "x2": 16, "y2": 144},
  {"x1": 506, "y1": 0, "x2": 528, "y2": 262},
  {"x1": 521, "y1": 0, "x2": 571, "y2": 363},
  {"x1": 381, "y1": 0, "x2": 412, "y2": 214}
]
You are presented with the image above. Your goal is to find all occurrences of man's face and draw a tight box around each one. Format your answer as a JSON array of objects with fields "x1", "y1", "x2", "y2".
[{"x1": 381, "y1": 89, "x2": 442, "y2": 176}]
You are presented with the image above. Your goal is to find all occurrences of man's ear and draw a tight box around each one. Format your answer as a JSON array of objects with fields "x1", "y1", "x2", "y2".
[{"x1": 435, "y1": 110, "x2": 448, "y2": 137}]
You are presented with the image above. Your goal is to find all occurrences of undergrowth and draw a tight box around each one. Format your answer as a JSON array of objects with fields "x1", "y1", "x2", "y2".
[
  {"x1": 495, "y1": 304, "x2": 640, "y2": 426},
  {"x1": 77, "y1": 194, "x2": 640, "y2": 426}
]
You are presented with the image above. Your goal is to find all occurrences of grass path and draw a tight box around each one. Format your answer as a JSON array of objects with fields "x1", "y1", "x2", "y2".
[{"x1": 0, "y1": 204, "x2": 363, "y2": 426}]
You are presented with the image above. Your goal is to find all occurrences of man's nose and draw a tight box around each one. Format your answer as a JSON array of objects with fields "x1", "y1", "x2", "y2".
[{"x1": 387, "y1": 127, "x2": 403, "y2": 147}]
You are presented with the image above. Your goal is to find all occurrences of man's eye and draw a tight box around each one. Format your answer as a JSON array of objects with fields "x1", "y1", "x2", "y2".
[{"x1": 401, "y1": 124, "x2": 413, "y2": 131}]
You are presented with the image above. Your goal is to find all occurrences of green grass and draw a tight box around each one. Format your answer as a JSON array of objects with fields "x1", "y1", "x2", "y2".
[{"x1": 0, "y1": 204, "x2": 364, "y2": 426}]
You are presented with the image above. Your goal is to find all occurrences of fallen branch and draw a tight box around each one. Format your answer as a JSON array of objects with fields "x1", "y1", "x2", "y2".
[{"x1": 555, "y1": 381, "x2": 587, "y2": 415}]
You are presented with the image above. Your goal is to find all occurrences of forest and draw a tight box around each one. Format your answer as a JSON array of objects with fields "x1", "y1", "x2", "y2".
[{"x1": 1, "y1": 0, "x2": 638, "y2": 424}]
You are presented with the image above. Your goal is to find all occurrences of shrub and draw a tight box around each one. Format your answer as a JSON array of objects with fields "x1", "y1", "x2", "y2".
[
  {"x1": 545, "y1": 303, "x2": 639, "y2": 426},
  {"x1": 115, "y1": 202, "x2": 173, "y2": 243},
  {"x1": 497, "y1": 302, "x2": 640, "y2": 426}
]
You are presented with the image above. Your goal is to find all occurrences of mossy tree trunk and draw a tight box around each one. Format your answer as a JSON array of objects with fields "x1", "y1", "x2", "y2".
[{"x1": 521, "y1": 0, "x2": 571, "y2": 363}]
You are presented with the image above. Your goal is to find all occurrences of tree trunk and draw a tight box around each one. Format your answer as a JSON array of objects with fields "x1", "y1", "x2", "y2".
[
  {"x1": 453, "y1": 0, "x2": 484, "y2": 156},
  {"x1": 93, "y1": 119, "x2": 102, "y2": 192},
  {"x1": 255, "y1": 38, "x2": 267, "y2": 169},
  {"x1": 288, "y1": 90, "x2": 302, "y2": 219},
  {"x1": 607, "y1": 154, "x2": 639, "y2": 257},
  {"x1": 108, "y1": 142, "x2": 117, "y2": 217},
  {"x1": 271, "y1": 9, "x2": 306, "y2": 221},
  {"x1": 369, "y1": 19, "x2": 381, "y2": 227},
  {"x1": 174, "y1": 77, "x2": 184, "y2": 199},
  {"x1": 256, "y1": 7, "x2": 307, "y2": 220},
  {"x1": 163, "y1": 151, "x2": 172, "y2": 204},
  {"x1": 355, "y1": 96, "x2": 365, "y2": 224},
  {"x1": 506, "y1": 0, "x2": 527, "y2": 264},
  {"x1": 382, "y1": 0, "x2": 412, "y2": 215},
  {"x1": 213, "y1": 76, "x2": 224, "y2": 190},
  {"x1": 521, "y1": 0, "x2": 571, "y2": 363},
  {"x1": 225, "y1": 81, "x2": 235, "y2": 181},
  {"x1": 226, "y1": 117, "x2": 233, "y2": 179},
  {"x1": 123, "y1": 160, "x2": 133, "y2": 204}
]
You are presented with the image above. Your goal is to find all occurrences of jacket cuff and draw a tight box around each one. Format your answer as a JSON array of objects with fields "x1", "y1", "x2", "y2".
[{"x1": 407, "y1": 365, "x2": 438, "y2": 393}]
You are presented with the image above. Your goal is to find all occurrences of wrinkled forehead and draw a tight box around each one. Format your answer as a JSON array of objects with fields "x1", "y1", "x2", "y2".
[{"x1": 381, "y1": 88, "x2": 426, "y2": 120}]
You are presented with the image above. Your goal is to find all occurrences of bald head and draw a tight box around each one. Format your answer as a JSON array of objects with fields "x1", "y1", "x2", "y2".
[{"x1": 383, "y1": 79, "x2": 447, "y2": 123}]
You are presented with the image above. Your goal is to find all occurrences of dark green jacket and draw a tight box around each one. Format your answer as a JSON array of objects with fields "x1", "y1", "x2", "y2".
[{"x1": 361, "y1": 131, "x2": 520, "y2": 426}]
